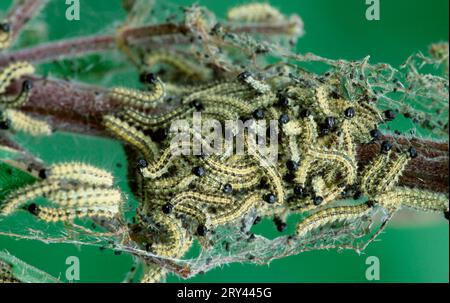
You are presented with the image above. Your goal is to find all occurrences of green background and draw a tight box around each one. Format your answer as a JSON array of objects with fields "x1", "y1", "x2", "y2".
[{"x1": 0, "y1": 0, "x2": 448, "y2": 282}]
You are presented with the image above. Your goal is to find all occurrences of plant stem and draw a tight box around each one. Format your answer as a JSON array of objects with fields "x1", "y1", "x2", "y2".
[
  {"x1": 6, "y1": 0, "x2": 49, "y2": 45},
  {"x1": 0, "y1": 18, "x2": 303, "y2": 67}
]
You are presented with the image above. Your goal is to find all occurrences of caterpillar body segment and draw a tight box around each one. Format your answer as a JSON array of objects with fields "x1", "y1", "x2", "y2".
[
  {"x1": 340, "y1": 119, "x2": 355, "y2": 160},
  {"x1": 103, "y1": 115, "x2": 159, "y2": 161},
  {"x1": 140, "y1": 148, "x2": 175, "y2": 179},
  {"x1": 46, "y1": 186, "x2": 122, "y2": 208},
  {"x1": 197, "y1": 95, "x2": 254, "y2": 115},
  {"x1": 209, "y1": 193, "x2": 262, "y2": 226},
  {"x1": 296, "y1": 203, "x2": 372, "y2": 237},
  {"x1": 250, "y1": 92, "x2": 278, "y2": 109},
  {"x1": 34, "y1": 205, "x2": 119, "y2": 222},
  {"x1": 122, "y1": 105, "x2": 194, "y2": 130},
  {"x1": 150, "y1": 213, "x2": 189, "y2": 258},
  {"x1": 197, "y1": 172, "x2": 261, "y2": 192},
  {"x1": 201, "y1": 106, "x2": 240, "y2": 121},
  {"x1": 375, "y1": 153, "x2": 410, "y2": 194},
  {"x1": 294, "y1": 156, "x2": 313, "y2": 185},
  {"x1": 201, "y1": 156, "x2": 259, "y2": 178},
  {"x1": 248, "y1": 147, "x2": 285, "y2": 204},
  {"x1": 360, "y1": 151, "x2": 391, "y2": 195},
  {"x1": 374, "y1": 187, "x2": 449, "y2": 213},
  {"x1": 109, "y1": 79, "x2": 165, "y2": 110},
  {"x1": 46, "y1": 162, "x2": 114, "y2": 187},
  {"x1": 238, "y1": 72, "x2": 271, "y2": 94},
  {"x1": 314, "y1": 86, "x2": 334, "y2": 116},
  {"x1": 3, "y1": 109, "x2": 51, "y2": 136},
  {"x1": 173, "y1": 202, "x2": 209, "y2": 226},
  {"x1": 145, "y1": 174, "x2": 197, "y2": 194},
  {"x1": 181, "y1": 82, "x2": 251, "y2": 105},
  {"x1": 305, "y1": 147, "x2": 357, "y2": 185},
  {"x1": 0, "y1": 180, "x2": 62, "y2": 216},
  {"x1": 171, "y1": 191, "x2": 234, "y2": 207}
]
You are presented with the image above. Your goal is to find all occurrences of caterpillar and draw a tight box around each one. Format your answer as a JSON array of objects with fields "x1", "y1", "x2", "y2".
[
  {"x1": 0, "y1": 80, "x2": 33, "y2": 108},
  {"x1": 33, "y1": 205, "x2": 119, "y2": 222},
  {"x1": 201, "y1": 156, "x2": 259, "y2": 178},
  {"x1": 227, "y1": 3, "x2": 284, "y2": 22},
  {"x1": 296, "y1": 203, "x2": 372, "y2": 237},
  {"x1": 0, "y1": 62, "x2": 35, "y2": 94},
  {"x1": 294, "y1": 156, "x2": 313, "y2": 185},
  {"x1": 201, "y1": 106, "x2": 240, "y2": 121},
  {"x1": 150, "y1": 213, "x2": 188, "y2": 258},
  {"x1": 237, "y1": 72, "x2": 272, "y2": 94},
  {"x1": 305, "y1": 147, "x2": 357, "y2": 185},
  {"x1": 109, "y1": 79, "x2": 165, "y2": 110},
  {"x1": 145, "y1": 174, "x2": 197, "y2": 194},
  {"x1": 184, "y1": 95, "x2": 254, "y2": 116},
  {"x1": 103, "y1": 115, "x2": 159, "y2": 161},
  {"x1": 314, "y1": 86, "x2": 334, "y2": 117},
  {"x1": 198, "y1": 172, "x2": 261, "y2": 191},
  {"x1": 375, "y1": 153, "x2": 410, "y2": 194},
  {"x1": 374, "y1": 187, "x2": 449, "y2": 213},
  {"x1": 173, "y1": 202, "x2": 208, "y2": 226},
  {"x1": 122, "y1": 105, "x2": 194, "y2": 130},
  {"x1": 46, "y1": 186, "x2": 122, "y2": 208},
  {"x1": 248, "y1": 147, "x2": 285, "y2": 204},
  {"x1": 171, "y1": 191, "x2": 234, "y2": 207},
  {"x1": 181, "y1": 82, "x2": 250, "y2": 104},
  {"x1": 46, "y1": 162, "x2": 114, "y2": 187},
  {"x1": 140, "y1": 147, "x2": 176, "y2": 179},
  {"x1": 360, "y1": 151, "x2": 392, "y2": 195},
  {"x1": 250, "y1": 92, "x2": 278, "y2": 109},
  {"x1": 2, "y1": 109, "x2": 52, "y2": 136},
  {"x1": 339, "y1": 119, "x2": 356, "y2": 159},
  {"x1": 210, "y1": 193, "x2": 262, "y2": 226},
  {"x1": 300, "y1": 116, "x2": 318, "y2": 147},
  {"x1": 0, "y1": 180, "x2": 62, "y2": 216}
]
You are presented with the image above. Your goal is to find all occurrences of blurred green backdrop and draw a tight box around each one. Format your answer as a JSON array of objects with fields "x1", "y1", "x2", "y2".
[{"x1": 0, "y1": 0, "x2": 448, "y2": 282}]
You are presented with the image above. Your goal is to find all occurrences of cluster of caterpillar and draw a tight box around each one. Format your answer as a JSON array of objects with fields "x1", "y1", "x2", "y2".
[
  {"x1": 2, "y1": 52, "x2": 447, "y2": 282},
  {"x1": 103, "y1": 66, "x2": 450, "y2": 282},
  {"x1": 0, "y1": 162, "x2": 123, "y2": 224}
]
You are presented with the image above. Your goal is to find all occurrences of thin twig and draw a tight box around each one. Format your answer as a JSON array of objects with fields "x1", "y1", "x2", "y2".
[
  {"x1": 6, "y1": 0, "x2": 49, "y2": 45},
  {"x1": 0, "y1": 19, "x2": 303, "y2": 67}
]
